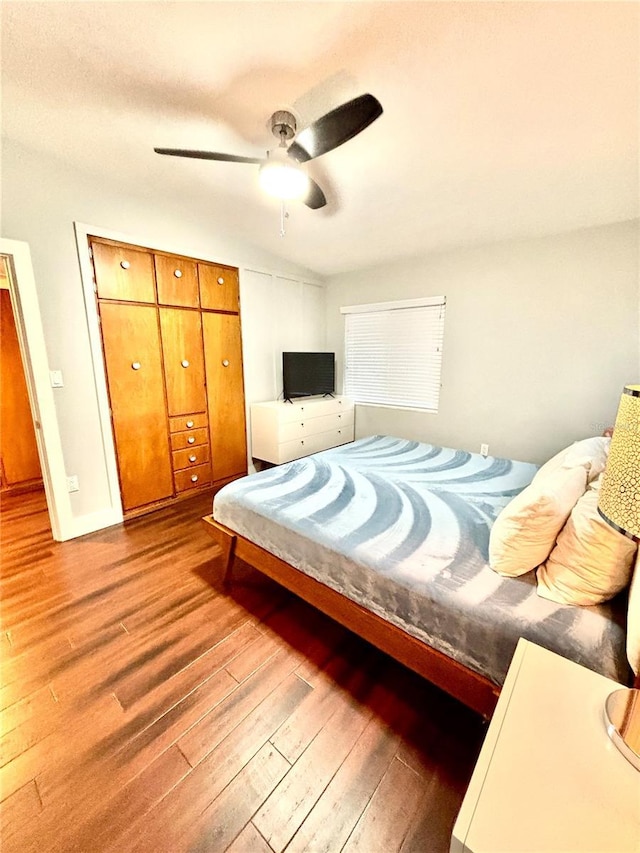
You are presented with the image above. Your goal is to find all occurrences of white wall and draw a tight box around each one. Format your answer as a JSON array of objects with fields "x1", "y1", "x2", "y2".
[
  {"x1": 240, "y1": 270, "x2": 326, "y2": 471},
  {"x1": 326, "y1": 221, "x2": 639, "y2": 464},
  {"x1": 1, "y1": 140, "x2": 323, "y2": 533}
]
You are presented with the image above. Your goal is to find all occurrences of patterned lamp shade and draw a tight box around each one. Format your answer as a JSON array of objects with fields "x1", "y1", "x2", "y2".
[{"x1": 598, "y1": 384, "x2": 640, "y2": 541}]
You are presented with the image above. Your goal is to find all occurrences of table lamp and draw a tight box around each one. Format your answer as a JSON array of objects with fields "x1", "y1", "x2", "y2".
[{"x1": 598, "y1": 383, "x2": 640, "y2": 771}]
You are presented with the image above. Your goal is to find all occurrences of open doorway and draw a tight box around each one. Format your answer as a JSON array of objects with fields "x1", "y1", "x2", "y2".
[
  {"x1": 0, "y1": 239, "x2": 71, "y2": 541},
  {"x1": 1, "y1": 259, "x2": 44, "y2": 495}
]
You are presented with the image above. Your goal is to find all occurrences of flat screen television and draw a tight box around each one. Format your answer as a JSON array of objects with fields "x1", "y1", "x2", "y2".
[{"x1": 283, "y1": 352, "x2": 335, "y2": 401}]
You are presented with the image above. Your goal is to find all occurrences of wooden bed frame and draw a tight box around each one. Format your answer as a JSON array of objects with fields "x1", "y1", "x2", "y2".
[{"x1": 202, "y1": 515, "x2": 502, "y2": 718}]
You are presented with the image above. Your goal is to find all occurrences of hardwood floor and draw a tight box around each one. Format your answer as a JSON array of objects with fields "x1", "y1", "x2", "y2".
[{"x1": 0, "y1": 489, "x2": 485, "y2": 852}]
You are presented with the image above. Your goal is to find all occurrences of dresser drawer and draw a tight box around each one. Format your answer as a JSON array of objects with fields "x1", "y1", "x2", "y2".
[
  {"x1": 174, "y1": 462, "x2": 212, "y2": 492},
  {"x1": 169, "y1": 412, "x2": 208, "y2": 433},
  {"x1": 279, "y1": 409, "x2": 355, "y2": 442},
  {"x1": 172, "y1": 445, "x2": 210, "y2": 471},
  {"x1": 170, "y1": 427, "x2": 209, "y2": 451},
  {"x1": 277, "y1": 396, "x2": 353, "y2": 424},
  {"x1": 278, "y1": 426, "x2": 354, "y2": 464}
]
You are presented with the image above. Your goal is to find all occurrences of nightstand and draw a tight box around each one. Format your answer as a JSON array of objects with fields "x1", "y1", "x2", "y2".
[{"x1": 451, "y1": 639, "x2": 640, "y2": 853}]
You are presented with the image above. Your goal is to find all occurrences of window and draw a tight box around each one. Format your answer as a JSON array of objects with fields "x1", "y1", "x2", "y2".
[{"x1": 341, "y1": 296, "x2": 446, "y2": 412}]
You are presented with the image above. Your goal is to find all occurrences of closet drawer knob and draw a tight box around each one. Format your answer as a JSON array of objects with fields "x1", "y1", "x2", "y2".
[
  {"x1": 186, "y1": 420, "x2": 194, "y2": 428},
  {"x1": 217, "y1": 276, "x2": 224, "y2": 285},
  {"x1": 181, "y1": 360, "x2": 190, "y2": 368},
  {"x1": 174, "y1": 269, "x2": 182, "y2": 278},
  {"x1": 189, "y1": 454, "x2": 197, "y2": 463},
  {"x1": 191, "y1": 474, "x2": 198, "y2": 483},
  {"x1": 131, "y1": 362, "x2": 141, "y2": 370},
  {"x1": 222, "y1": 359, "x2": 229, "y2": 367},
  {"x1": 120, "y1": 260, "x2": 130, "y2": 270},
  {"x1": 187, "y1": 436, "x2": 195, "y2": 444}
]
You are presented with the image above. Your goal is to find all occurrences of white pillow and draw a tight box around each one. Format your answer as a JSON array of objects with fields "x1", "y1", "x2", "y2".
[
  {"x1": 489, "y1": 465, "x2": 587, "y2": 578},
  {"x1": 536, "y1": 480, "x2": 637, "y2": 606},
  {"x1": 533, "y1": 436, "x2": 610, "y2": 485}
]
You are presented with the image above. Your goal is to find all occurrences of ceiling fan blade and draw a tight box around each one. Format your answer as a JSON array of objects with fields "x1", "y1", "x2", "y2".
[
  {"x1": 304, "y1": 178, "x2": 327, "y2": 210},
  {"x1": 288, "y1": 94, "x2": 383, "y2": 163},
  {"x1": 154, "y1": 148, "x2": 263, "y2": 164}
]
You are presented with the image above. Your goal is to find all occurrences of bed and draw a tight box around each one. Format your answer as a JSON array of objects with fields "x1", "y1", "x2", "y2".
[{"x1": 203, "y1": 435, "x2": 633, "y2": 717}]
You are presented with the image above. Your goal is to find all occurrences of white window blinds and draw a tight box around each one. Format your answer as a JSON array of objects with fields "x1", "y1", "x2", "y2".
[{"x1": 341, "y1": 296, "x2": 446, "y2": 411}]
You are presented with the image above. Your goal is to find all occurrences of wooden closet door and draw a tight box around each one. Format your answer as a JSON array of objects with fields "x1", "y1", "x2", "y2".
[
  {"x1": 0, "y1": 290, "x2": 42, "y2": 487},
  {"x1": 202, "y1": 312, "x2": 247, "y2": 481},
  {"x1": 99, "y1": 302, "x2": 173, "y2": 511},
  {"x1": 159, "y1": 308, "x2": 207, "y2": 416}
]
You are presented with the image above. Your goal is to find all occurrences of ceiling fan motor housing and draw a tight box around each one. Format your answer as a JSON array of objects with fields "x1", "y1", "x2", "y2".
[{"x1": 270, "y1": 110, "x2": 297, "y2": 142}]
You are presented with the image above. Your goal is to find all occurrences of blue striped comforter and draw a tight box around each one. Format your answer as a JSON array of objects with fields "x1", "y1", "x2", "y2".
[{"x1": 213, "y1": 435, "x2": 629, "y2": 686}]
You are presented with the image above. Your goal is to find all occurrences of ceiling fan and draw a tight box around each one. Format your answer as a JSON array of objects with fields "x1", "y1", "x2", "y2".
[{"x1": 154, "y1": 94, "x2": 383, "y2": 210}]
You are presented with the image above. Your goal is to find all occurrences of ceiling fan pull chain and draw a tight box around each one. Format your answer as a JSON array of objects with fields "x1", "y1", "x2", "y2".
[{"x1": 280, "y1": 201, "x2": 290, "y2": 238}]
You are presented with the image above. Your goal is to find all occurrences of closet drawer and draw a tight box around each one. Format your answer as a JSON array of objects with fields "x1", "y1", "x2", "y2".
[
  {"x1": 155, "y1": 255, "x2": 199, "y2": 307},
  {"x1": 174, "y1": 462, "x2": 212, "y2": 493},
  {"x1": 199, "y1": 263, "x2": 240, "y2": 313},
  {"x1": 172, "y1": 445, "x2": 210, "y2": 471},
  {"x1": 91, "y1": 241, "x2": 156, "y2": 303},
  {"x1": 169, "y1": 412, "x2": 208, "y2": 433},
  {"x1": 170, "y1": 428, "x2": 209, "y2": 451}
]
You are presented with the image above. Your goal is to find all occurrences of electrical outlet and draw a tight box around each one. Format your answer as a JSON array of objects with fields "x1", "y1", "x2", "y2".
[
  {"x1": 66, "y1": 475, "x2": 79, "y2": 493},
  {"x1": 480, "y1": 443, "x2": 489, "y2": 457}
]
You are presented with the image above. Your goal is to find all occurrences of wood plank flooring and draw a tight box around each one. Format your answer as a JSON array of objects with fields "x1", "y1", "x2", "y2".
[{"x1": 0, "y1": 489, "x2": 485, "y2": 852}]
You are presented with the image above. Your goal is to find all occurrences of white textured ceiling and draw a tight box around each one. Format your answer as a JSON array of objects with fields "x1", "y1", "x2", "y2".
[{"x1": 2, "y1": 1, "x2": 638, "y2": 275}]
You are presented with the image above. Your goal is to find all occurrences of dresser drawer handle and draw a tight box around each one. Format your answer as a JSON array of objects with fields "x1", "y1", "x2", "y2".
[
  {"x1": 186, "y1": 420, "x2": 194, "y2": 428},
  {"x1": 189, "y1": 454, "x2": 197, "y2": 463},
  {"x1": 120, "y1": 260, "x2": 130, "y2": 270},
  {"x1": 217, "y1": 276, "x2": 224, "y2": 285},
  {"x1": 187, "y1": 436, "x2": 195, "y2": 444},
  {"x1": 131, "y1": 362, "x2": 141, "y2": 370},
  {"x1": 222, "y1": 359, "x2": 229, "y2": 367},
  {"x1": 191, "y1": 474, "x2": 198, "y2": 483},
  {"x1": 181, "y1": 360, "x2": 190, "y2": 368},
  {"x1": 174, "y1": 269, "x2": 182, "y2": 278}
]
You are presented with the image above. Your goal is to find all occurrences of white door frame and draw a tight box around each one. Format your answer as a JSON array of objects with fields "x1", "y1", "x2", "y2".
[{"x1": 0, "y1": 238, "x2": 72, "y2": 541}]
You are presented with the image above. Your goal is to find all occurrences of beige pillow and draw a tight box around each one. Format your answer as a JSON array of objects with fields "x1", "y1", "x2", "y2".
[
  {"x1": 627, "y1": 551, "x2": 640, "y2": 675},
  {"x1": 536, "y1": 481, "x2": 637, "y2": 606},
  {"x1": 489, "y1": 465, "x2": 587, "y2": 577},
  {"x1": 533, "y1": 436, "x2": 610, "y2": 485}
]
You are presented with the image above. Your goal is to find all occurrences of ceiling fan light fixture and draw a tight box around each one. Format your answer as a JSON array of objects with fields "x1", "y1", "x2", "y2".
[{"x1": 258, "y1": 149, "x2": 309, "y2": 201}]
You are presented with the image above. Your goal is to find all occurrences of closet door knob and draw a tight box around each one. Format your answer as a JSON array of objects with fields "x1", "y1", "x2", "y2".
[
  {"x1": 188, "y1": 436, "x2": 195, "y2": 444},
  {"x1": 191, "y1": 474, "x2": 198, "y2": 483},
  {"x1": 186, "y1": 420, "x2": 194, "y2": 428},
  {"x1": 189, "y1": 454, "x2": 197, "y2": 463},
  {"x1": 217, "y1": 276, "x2": 224, "y2": 285},
  {"x1": 181, "y1": 360, "x2": 190, "y2": 368},
  {"x1": 131, "y1": 362, "x2": 141, "y2": 370},
  {"x1": 222, "y1": 359, "x2": 229, "y2": 367},
  {"x1": 120, "y1": 260, "x2": 130, "y2": 270},
  {"x1": 174, "y1": 269, "x2": 182, "y2": 278}
]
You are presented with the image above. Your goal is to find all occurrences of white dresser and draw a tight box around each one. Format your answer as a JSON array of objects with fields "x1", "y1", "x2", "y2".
[{"x1": 250, "y1": 396, "x2": 355, "y2": 464}]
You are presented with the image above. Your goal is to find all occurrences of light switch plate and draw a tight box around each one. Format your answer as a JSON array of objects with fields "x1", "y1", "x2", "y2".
[{"x1": 50, "y1": 370, "x2": 64, "y2": 388}]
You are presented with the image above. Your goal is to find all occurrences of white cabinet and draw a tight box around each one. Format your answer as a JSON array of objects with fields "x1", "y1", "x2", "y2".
[
  {"x1": 451, "y1": 639, "x2": 640, "y2": 853},
  {"x1": 250, "y1": 396, "x2": 354, "y2": 464}
]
